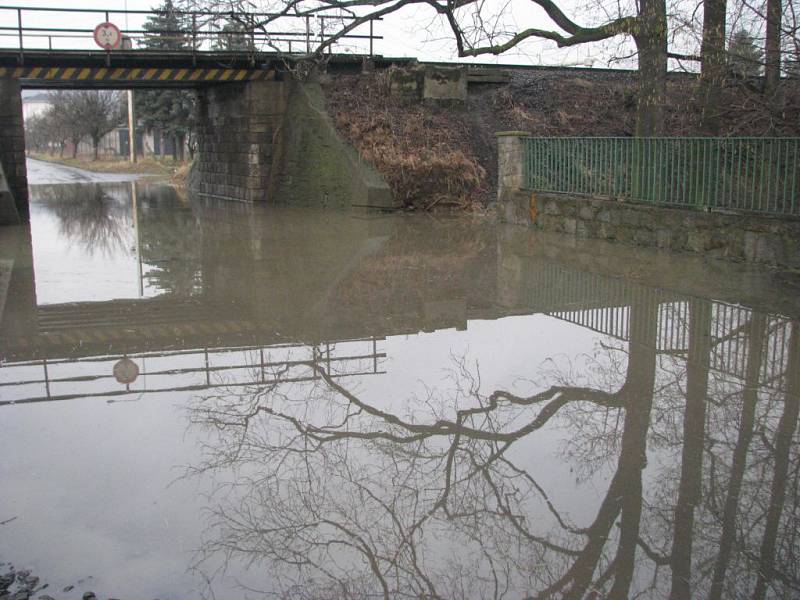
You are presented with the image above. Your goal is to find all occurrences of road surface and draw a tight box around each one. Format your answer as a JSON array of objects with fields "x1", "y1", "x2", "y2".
[{"x1": 26, "y1": 158, "x2": 148, "y2": 185}]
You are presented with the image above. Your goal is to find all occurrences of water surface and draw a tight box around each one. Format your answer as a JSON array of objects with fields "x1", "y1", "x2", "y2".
[{"x1": 1, "y1": 177, "x2": 799, "y2": 599}]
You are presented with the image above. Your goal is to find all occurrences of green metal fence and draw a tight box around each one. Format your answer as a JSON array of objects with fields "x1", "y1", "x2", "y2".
[{"x1": 522, "y1": 137, "x2": 800, "y2": 215}]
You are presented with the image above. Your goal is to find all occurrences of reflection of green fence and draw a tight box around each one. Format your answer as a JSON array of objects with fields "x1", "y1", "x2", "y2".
[{"x1": 522, "y1": 137, "x2": 800, "y2": 215}]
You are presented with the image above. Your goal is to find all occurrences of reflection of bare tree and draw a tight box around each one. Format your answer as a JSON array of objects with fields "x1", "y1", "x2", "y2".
[
  {"x1": 685, "y1": 319, "x2": 800, "y2": 600},
  {"x1": 708, "y1": 312, "x2": 766, "y2": 600},
  {"x1": 753, "y1": 323, "x2": 800, "y2": 600},
  {"x1": 187, "y1": 301, "x2": 800, "y2": 599},
  {"x1": 33, "y1": 184, "x2": 133, "y2": 259},
  {"x1": 669, "y1": 301, "x2": 711, "y2": 600},
  {"x1": 187, "y1": 299, "x2": 662, "y2": 599}
]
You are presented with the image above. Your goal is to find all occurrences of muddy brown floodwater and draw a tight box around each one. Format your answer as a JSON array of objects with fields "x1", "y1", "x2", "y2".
[{"x1": 1, "y1": 176, "x2": 799, "y2": 599}]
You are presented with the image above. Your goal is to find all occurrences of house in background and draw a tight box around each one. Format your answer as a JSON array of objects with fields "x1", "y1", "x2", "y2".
[{"x1": 22, "y1": 93, "x2": 52, "y2": 121}]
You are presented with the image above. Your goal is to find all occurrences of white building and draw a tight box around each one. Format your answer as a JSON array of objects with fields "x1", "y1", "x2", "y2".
[{"x1": 22, "y1": 92, "x2": 52, "y2": 121}]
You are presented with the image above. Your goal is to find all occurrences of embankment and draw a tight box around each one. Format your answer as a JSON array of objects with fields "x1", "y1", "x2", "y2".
[{"x1": 322, "y1": 65, "x2": 800, "y2": 210}]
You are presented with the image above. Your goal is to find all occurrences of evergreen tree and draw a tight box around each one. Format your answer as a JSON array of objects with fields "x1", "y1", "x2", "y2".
[
  {"x1": 135, "y1": 0, "x2": 196, "y2": 159},
  {"x1": 727, "y1": 29, "x2": 764, "y2": 79},
  {"x1": 212, "y1": 20, "x2": 255, "y2": 51},
  {"x1": 140, "y1": 0, "x2": 190, "y2": 51}
]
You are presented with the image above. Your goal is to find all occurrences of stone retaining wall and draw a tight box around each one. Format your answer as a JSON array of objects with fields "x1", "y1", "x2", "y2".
[
  {"x1": 496, "y1": 131, "x2": 800, "y2": 269},
  {"x1": 501, "y1": 188, "x2": 800, "y2": 269}
]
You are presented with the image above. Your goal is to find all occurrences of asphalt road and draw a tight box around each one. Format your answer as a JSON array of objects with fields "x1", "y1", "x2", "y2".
[{"x1": 26, "y1": 158, "x2": 146, "y2": 185}]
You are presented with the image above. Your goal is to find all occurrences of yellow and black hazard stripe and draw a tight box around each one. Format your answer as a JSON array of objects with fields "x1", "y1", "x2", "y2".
[{"x1": 0, "y1": 66, "x2": 273, "y2": 83}]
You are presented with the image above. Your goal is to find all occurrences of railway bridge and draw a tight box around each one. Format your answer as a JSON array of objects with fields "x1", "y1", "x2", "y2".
[{"x1": 0, "y1": 4, "x2": 387, "y2": 223}]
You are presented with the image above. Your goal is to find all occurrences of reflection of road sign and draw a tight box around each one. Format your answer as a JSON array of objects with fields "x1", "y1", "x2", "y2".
[
  {"x1": 113, "y1": 357, "x2": 140, "y2": 384},
  {"x1": 93, "y1": 22, "x2": 122, "y2": 50}
]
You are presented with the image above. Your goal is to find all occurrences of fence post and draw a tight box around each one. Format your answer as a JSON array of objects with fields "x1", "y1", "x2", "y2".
[
  {"x1": 17, "y1": 8, "x2": 23, "y2": 64},
  {"x1": 191, "y1": 14, "x2": 197, "y2": 66},
  {"x1": 496, "y1": 131, "x2": 532, "y2": 225}
]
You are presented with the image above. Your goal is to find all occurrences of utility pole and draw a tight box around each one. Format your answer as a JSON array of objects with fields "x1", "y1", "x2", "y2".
[
  {"x1": 124, "y1": 0, "x2": 136, "y2": 163},
  {"x1": 127, "y1": 89, "x2": 136, "y2": 163}
]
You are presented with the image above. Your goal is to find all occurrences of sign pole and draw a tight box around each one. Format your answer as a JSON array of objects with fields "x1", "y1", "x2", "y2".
[{"x1": 127, "y1": 89, "x2": 136, "y2": 163}]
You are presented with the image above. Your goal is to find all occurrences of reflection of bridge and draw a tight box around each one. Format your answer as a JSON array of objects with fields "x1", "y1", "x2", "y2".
[
  {"x1": 1, "y1": 258, "x2": 795, "y2": 405},
  {"x1": 0, "y1": 337, "x2": 385, "y2": 406}
]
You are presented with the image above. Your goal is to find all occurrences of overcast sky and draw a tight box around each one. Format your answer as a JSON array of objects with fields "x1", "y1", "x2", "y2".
[{"x1": 0, "y1": 0, "x2": 639, "y2": 67}]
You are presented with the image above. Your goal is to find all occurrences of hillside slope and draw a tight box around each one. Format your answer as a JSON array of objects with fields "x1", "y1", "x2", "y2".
[{"x1": 322, "y1": 67, "x2": 800, "y2": 210}]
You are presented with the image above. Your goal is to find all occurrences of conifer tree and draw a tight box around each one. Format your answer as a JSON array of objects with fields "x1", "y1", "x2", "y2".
[
  {"x1": 135, "y1": 0, "x2": 196, "y2": 159},
  {"x1": 728, "y1": 29, "x2": 764, "y2": 79}
]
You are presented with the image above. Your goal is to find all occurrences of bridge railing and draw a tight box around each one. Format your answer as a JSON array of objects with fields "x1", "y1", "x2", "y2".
[
  {"x1": 0, "y1": 5, "x2": 382, "y2": 59},
  {"x1": 523, "y1": 137, "x2": 800, "y2": 216}
]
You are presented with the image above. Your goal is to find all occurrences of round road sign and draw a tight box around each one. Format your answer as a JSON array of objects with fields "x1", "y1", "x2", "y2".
[
  {"x1": 93, "y1": 22, "x2": 123, "y2": 51},
  {"x1": 113, "y1": 357, "x2": 140, "y2": 385}
]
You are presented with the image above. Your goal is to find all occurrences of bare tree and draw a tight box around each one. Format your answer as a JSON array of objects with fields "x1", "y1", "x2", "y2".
[
  {"x1": 699, "y1": 0, "x2": 728, "y2": 133},
  {"x1": 48, "y1": 91, "x2": 87, "y2": 158},
  {"x1": 23, "y1": 114, "x2": 50, "y2": 154},
  {"x1": 68, "y1": 91, "x2": 125, "y2": 160},
  {"x1": 38, "y1": 91, "x2": 124, "y2": 160},
  {"x1": 178, "y1": 0, "x2": 671, "y2": 135},
  {"x1": 765, "y1": 0, "x2": 784, "y2": 94}
]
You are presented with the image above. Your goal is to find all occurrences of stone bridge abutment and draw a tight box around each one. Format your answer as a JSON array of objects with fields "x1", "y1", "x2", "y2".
[
  {"x1": 0, "y1": 78, "x2": 27, "y2": 224},
  {"x1": 190, "y1": 79, "x2": 288, "y2": 203},
  {"x1": 189, "y1": 75, "x2": 396, "y2": 209}
]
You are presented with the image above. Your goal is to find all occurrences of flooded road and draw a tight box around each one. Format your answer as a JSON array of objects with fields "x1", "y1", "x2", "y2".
[
  {"x1": 1, "y1": 177, "x2": 799, "y2": 599},
  {"x1": 25, "y1": 158, "x2": 147, "y2": 185}
]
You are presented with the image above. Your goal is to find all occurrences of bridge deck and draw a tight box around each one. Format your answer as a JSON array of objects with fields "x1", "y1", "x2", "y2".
[{"x1": 0, "y1": 51, "x2": 398, "y2": 87}]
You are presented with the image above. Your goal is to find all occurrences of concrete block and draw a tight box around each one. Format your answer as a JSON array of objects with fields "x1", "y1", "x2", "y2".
[
  {"x1": 389, "y1": 67, "x2": 422, "y2": 99},
  {"x1": 423, "y1": 66, "x2": 467, "y2": 102}
]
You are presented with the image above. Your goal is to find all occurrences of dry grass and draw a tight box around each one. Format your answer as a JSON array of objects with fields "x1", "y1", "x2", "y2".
[
  {"x1": 325, "y1": 71, "x2": 489, "y2": 210},
  {"x1": 171, "y1": 161, "x2": 192, "y2": 186}
]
